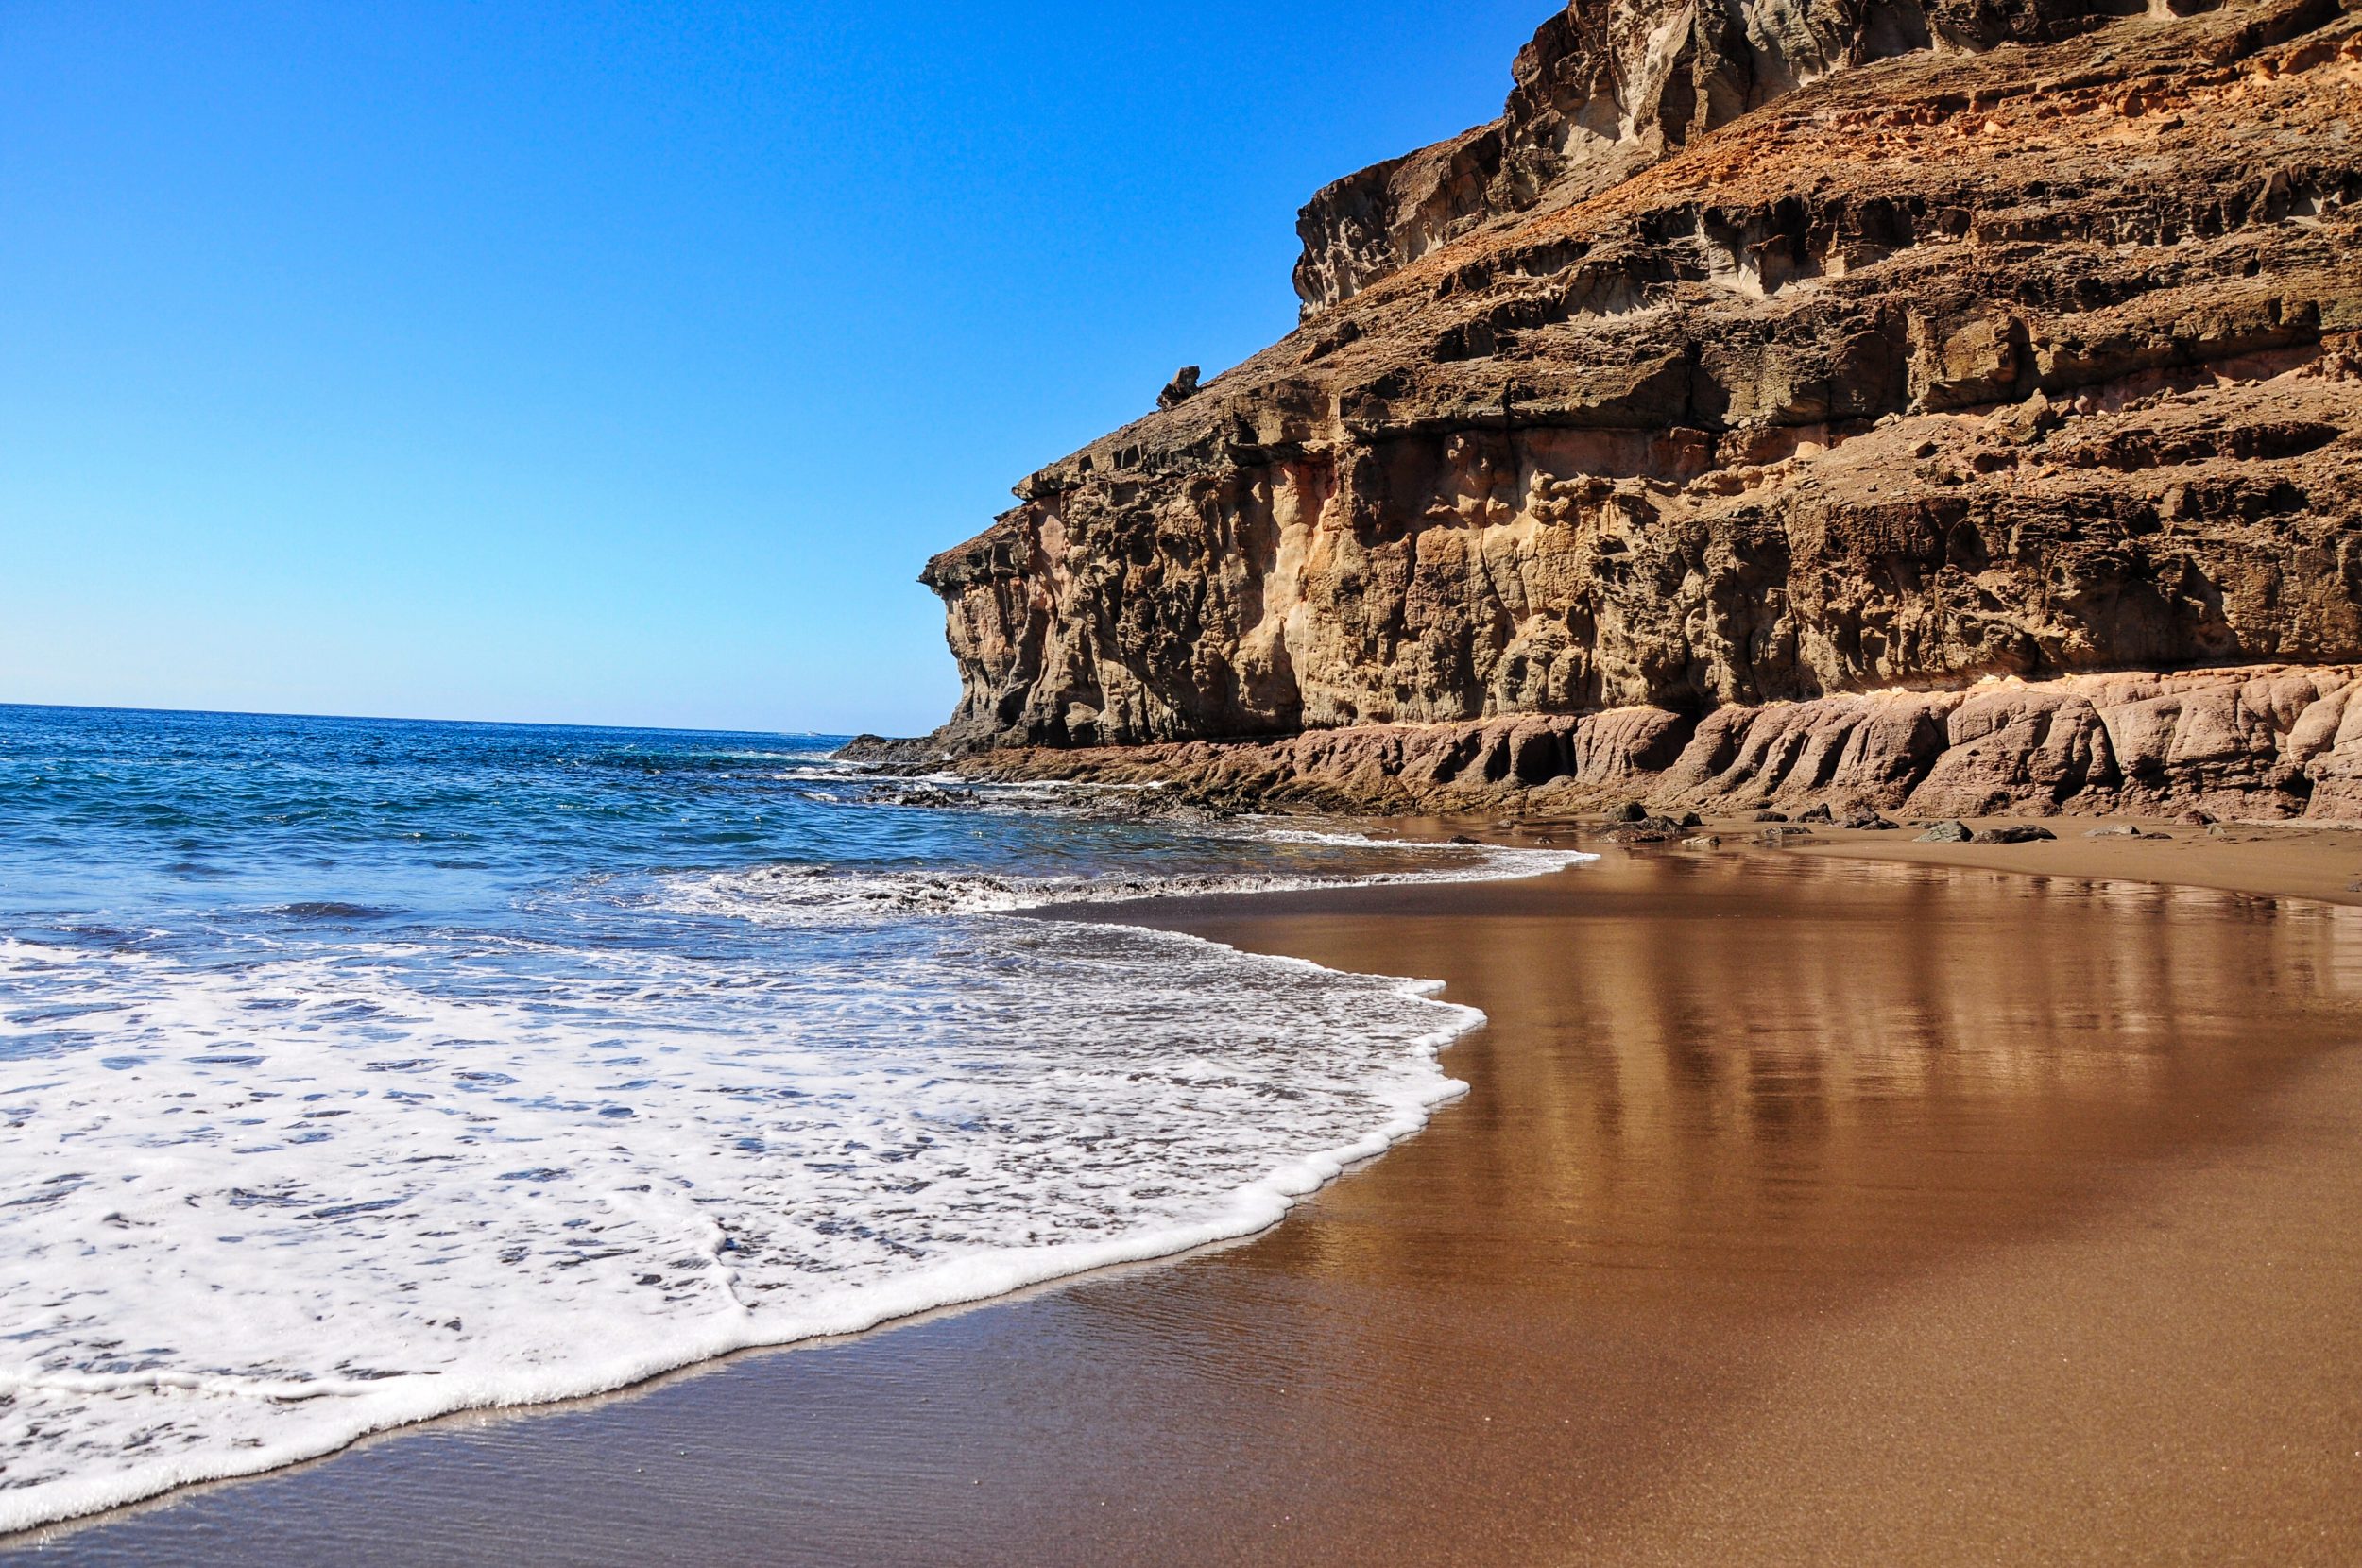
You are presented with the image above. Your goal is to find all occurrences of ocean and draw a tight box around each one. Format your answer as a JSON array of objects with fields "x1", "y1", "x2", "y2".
[{"x1": 0, "y1": 704, "x2": 1582, "y2": 1531}]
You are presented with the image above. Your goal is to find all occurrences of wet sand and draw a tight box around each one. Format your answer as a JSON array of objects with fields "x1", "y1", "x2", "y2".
[
  {"x1": 12, "y1": 845, "x2": 2361, "y2": 1564},
  {"x1": 1794, "y1": 816, "x2": 2362, "y2": 909}
]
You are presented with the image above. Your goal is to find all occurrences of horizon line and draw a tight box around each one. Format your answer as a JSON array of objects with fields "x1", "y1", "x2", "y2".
[{"x1": 0, "y1": 697, "x2": 859, "y2": 741}]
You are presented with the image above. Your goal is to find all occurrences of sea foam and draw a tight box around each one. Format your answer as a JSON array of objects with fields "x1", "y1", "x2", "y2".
[
  {"x1": 659, "y1": 830, "x2": 1587, "y2": 924},
  {"x1": 0, "y1": 829, "x2": 1584, "y2": 1533}
]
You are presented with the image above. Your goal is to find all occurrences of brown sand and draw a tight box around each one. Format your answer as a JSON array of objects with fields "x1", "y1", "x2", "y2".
[
  {"x1": 11, "y1": 844, "x2": 2361, "y2": 1565},
  {"x1": 1796, "y1": 817, "x2": 2362, "y2": 910}
]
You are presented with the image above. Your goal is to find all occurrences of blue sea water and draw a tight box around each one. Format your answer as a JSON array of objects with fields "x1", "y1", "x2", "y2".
[{"x1": 0, "y1": 705, "x2": 1581, "y2": 1530}]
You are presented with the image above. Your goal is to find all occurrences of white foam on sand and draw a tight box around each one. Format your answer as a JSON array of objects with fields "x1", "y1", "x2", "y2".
[
  {"x1": 0, "y1": 831, "x2": 1597, "y2": 1530},
  {"x1": 0, "y1": 833, "x2": 1597, "y2": 1534},
  {"x1": 663, "y1": 833, "x2": 1590, "y2": 924}
]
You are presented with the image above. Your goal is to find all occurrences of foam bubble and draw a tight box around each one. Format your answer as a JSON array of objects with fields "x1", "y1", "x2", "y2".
[
  {"x1": 659, "y1": 835, "x2": 1591, "y2": 925},
  {"x1": 0, "y1": 721, "x2": 1594, "y2": 1533},
  {"x1": 0, "y1": 912, "x2": 1481, "y2": 1532}
]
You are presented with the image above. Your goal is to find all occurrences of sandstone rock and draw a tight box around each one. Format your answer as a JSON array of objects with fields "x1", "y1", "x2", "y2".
[
  {"x1": 1681, "y1": 834, "x2": 1722, "y2": 849},
  {"x1": 1918, "y1": 820, "x2": 1973, "y2": 843},
  {"x1": 928, "y1": 662, "x2": 2362, "y2": 823},
  {"x1": 920, "y1": 3, "x2": 2362, "y2": 762},
  {"x1": 1287, "y1": 0, "x2": 2151, "y2": 316},
  {"x1": 905, "y1": 2, "x2": 2362, "y2": 827},
  {"x1": 1570, "y1": 707, "x2": 1698, "y2": 787},
  {"x1": 1155, "y1": 366, "x2": 1201, "y2": 411},
  {"x1": 1977, "y1": 824, "x2": 2059, "y2": 843},
  {"x1": 1757, "y1": 825, "x2": 1816, "y2": 845}
]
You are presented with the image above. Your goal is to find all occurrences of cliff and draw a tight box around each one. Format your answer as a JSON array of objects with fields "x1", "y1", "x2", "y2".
[
  {"x1": 1290, "y1": 0, "x2": 2106, "y2": 315},
  {"x1": 904, "y1": 0, "x2": 2362, "y2": 819}
]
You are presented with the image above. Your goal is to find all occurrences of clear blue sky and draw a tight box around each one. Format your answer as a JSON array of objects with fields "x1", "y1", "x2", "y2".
[{"x1": 2, "y1": 2, "x2": 1552, "y2": 734}]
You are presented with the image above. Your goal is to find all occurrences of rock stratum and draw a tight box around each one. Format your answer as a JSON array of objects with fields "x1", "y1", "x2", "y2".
[
  {"x1": 941, "y1": 664, "x2": 2362, "y2": 822},
  {"x1": 899, "y1": 0, "x2": 2362, "y2": 819}
]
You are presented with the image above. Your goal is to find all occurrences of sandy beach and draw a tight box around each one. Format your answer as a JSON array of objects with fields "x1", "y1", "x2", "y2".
[
  {"x1": 12, "y1": 0, "x2": 2359, "y2": 1559},
  {"x1": 11, "y1": 830, "x2": 2360, "y2": 1565}
]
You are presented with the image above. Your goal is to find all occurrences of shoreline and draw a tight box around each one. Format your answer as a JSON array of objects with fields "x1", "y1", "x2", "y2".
[
  {"x1": 12, "y1": 829, "x2": 2361, "y2": 1562},
  {"x1": 1792, "y1": 819, "x2": 2362, "y2": 908},
  {"x1": 1600, "y1": 812, "x2": 2362, "y2": 910},
  {"x1": 0, "y1": 910, "x2": 1497, "y2": 1542}
]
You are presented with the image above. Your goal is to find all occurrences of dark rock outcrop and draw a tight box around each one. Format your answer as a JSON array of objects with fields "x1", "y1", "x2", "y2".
[{"x1": 906, "y1": 0, "x2": 2362, "y2": 819}]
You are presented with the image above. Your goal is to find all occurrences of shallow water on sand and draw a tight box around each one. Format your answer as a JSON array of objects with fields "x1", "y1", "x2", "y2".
[
  {"x1": 23, "y1": 851, "x2": 2357, "y2": 1565},
  {"x1": 0, "y1": 705, "x2": 1585, "y2": 1530}
]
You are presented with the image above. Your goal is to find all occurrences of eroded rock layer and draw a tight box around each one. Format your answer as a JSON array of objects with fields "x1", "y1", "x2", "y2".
[
  {"x1": 1292, "y1": 0, "x2": 2117, "y2": 315},
  {"x1": 934, "y1": 663, "x2": 2362, "y2": 820},
  {"x1": 913, "y1": 0, "x2": 2362, "y2": 817}
]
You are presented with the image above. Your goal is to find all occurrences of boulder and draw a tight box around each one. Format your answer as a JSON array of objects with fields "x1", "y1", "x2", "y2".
[{"x1": 1155, "y1": 366, "x2": 1201, "y2": 410}]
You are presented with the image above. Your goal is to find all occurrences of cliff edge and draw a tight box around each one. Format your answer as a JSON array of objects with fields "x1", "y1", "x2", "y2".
[{"x1": 904, "y1": 0, "x2": 2362, "y2": 819}]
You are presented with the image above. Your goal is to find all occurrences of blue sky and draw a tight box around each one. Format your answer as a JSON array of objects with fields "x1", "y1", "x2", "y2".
[{"x1": 2, "y1": 2, "x2": 1553, "y2": 734}]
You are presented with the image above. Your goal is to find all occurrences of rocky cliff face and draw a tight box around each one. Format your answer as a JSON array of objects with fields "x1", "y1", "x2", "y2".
[
  {"x1": 913, "y1": 0, "x2": 2362, "y2": 817},
  {"x1": 1291, "y1": 0, "x2": 2104, "y2": 315}
]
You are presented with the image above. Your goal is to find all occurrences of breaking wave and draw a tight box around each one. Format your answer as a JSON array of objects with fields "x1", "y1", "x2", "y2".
[{"x1": 0, "y1": 707, "x2": 1589, "y2": 1534}]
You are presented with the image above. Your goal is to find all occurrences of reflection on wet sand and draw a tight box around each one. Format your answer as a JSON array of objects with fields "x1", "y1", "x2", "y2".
[
  {"x1": 1210, "y1": 856, "x2": 2360, "y2": 1297},
  {"x1": 23, "y1": 851, "x2": 2362, "y2": 1566}
]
